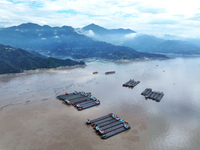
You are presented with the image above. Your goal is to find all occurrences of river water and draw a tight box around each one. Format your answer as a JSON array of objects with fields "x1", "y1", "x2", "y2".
[{"x1": 0, "y1": 57, "x2": 200, "y2": 150}]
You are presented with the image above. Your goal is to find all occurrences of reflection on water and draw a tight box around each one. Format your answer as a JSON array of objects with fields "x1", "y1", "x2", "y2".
[{"x1": 0, "y1": 57, "x2": 200, "y2": 150}]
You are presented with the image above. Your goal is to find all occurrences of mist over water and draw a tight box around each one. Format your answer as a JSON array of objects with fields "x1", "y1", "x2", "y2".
[{"x1": 0, "y1": 57, "x2": 200, "y2": 150}]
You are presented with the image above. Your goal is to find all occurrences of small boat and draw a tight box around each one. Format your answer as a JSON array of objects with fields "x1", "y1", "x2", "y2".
[
  {"x1": 105, "y1": 71, "x2": 115, "y2": 75},
  {"x1": 93, "y1": 71, "x2": 98, "y2": 74}
]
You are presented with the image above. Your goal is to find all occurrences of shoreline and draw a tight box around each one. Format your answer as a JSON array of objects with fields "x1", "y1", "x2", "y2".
[
  {"x1": 2, "y1": 53, "x2": 199, "y2": 76},
  {"x1": 0, "y1": 64, "x2": 86, "y2": 77},
  {"x1": 79, "y1": 57, "x2": 169, "y2": 63},
  {"x1": 0, "y1": 56, "x2": 168, "y2": 76}
]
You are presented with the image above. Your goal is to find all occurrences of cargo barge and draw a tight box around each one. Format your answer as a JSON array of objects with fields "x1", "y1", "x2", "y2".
[
  {"x1": 65, "y1": 95, "x2": 91, "y2": 104},
  {"x1": 99, "y1": 119, "x2": 125, "y2": 134},
  {"x1": 123, "y1": 79, "x2": 140, "y2": 88},
  {"x1": 95, "y1": 119, "x2": 117, "y2": 131},
  {"x1": 141, "y1": 88, "x2": 164, "y2": 102},
  {"x1": 77, "y1": 100, "x2": 100, "y2": 111},
  {"x1": 56, "y1": 91, "x2": 100, "y2": 110},
  {"x1": 101, "y1": 122, "x2": 130, "y2": 139},
  {"x1": 86, "y1": 113, "x2": 130, "y2": 139},
  {"x1": 56, "y1": 91, "x2": 79, "y2": 100},
  {"x1": 68, "y1": 97, "x2": 91, "y2": 105},
  {"x1": 86, "y1": 113, "x2": 113, "y2": 125}
]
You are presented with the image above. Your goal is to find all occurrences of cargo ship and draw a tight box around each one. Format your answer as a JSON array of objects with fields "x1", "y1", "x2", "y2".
[{"x1": 56, "y1": 91, "x2": 100, "y2": 110}]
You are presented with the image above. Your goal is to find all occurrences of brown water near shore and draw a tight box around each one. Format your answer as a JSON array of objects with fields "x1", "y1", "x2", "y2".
[{"x1": 0, "y1": 58, "x2": 200, "y2": 150}]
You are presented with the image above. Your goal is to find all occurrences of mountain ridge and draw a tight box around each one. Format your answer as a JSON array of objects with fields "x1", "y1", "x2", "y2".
[
  {"x1": 82, "y1": 23, "x2": 136, "y2": 35},
  {"x1": 0, "y1": 23, "x2": 167, "y2": 60},
  {"x1": 0, "y1": 44, "x2": 85, "y2": 74}
]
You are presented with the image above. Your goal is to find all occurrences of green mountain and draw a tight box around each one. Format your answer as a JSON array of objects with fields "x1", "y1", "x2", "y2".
[
  {"x1": 50, "y1": 40, "x2": 167, "y2": 60},
  {"x1": 0, "y1": 44, "x2": 85, "y2": 74}
]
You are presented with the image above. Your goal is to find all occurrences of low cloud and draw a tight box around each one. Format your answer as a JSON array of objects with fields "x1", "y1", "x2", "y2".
[
  {"x1": 125, "y1": 33, "x2": 137, "y2": 38},
  {"x1": 84, "y1": 30, "x2": 95, "y2": 37}
]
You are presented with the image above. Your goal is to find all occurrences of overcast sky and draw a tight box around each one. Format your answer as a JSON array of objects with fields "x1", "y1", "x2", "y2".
[{"x1": 1, "y1": 0, "x2": 200, "y2": 38}]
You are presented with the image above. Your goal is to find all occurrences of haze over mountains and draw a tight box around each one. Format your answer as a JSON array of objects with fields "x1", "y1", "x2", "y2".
[
  {"x1": 121, "y1": 35, "x2": 200, "y2": 54},
  {"x1": 0, "y1": 23, "x2": 167, "y2": 61},
  {"x1": 81, "y1": 24, "x2": 200, "y2": 55},
  {"x1": 0, "y1": 23, "x2": 170, "y2": 74}
]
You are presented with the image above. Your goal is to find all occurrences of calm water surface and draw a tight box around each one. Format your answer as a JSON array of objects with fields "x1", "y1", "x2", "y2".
[{"x1": 0, "y1": 57, "x2": 200, "y2": 150}]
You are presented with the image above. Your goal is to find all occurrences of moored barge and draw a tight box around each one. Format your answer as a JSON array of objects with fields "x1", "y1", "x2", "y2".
[
  {"x1": 86, "y1": 113, "x2": 130, "y2": 139},
  {"x1": 141, "y1": 88, "x2": 164, "y2": 102},
  {"x1": 56, "y1": 91, "x2": 100, "y2": 110},
  {"x1": 123, "y1": 79, "x2": 140, "y2": 88}
]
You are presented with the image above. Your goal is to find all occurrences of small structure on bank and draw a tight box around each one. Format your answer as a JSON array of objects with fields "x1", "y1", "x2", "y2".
[
  {"x1": 57, "y1": 91, "x2": 100, "y2": 111},
  {"x1": 141, "y1": 88, "x2": 164, "y2": 102},
  {"x1": 86, "y1": 113, "x2": 131, "y2": 139}
]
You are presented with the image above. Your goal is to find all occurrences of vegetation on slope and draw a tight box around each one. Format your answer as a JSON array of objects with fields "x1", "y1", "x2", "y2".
[{"x1": 0, "y1": 44, "x2": 85, "y2": 74}]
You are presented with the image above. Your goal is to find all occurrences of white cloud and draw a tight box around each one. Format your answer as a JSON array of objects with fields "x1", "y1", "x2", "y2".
[
  {"x1": 0, "y1": 0, "x2": 200, "y2": 38},
  {"x1": 84, "y1": 30, "x2": 95, "y2": 37}
]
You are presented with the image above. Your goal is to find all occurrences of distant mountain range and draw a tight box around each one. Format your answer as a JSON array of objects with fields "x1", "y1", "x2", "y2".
[
  {"x1": 0, "y1": 23, "x2": 167, "y2": 60},
  {"x1": 121, "y1": 34, "x2": 200, "y2": 54},
  {"x1": 80, "y1": 24, "x2": 200, "y2": 55},
  {"x1": 0, "y1": 44, "x2": 85, "y2": 74}
]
